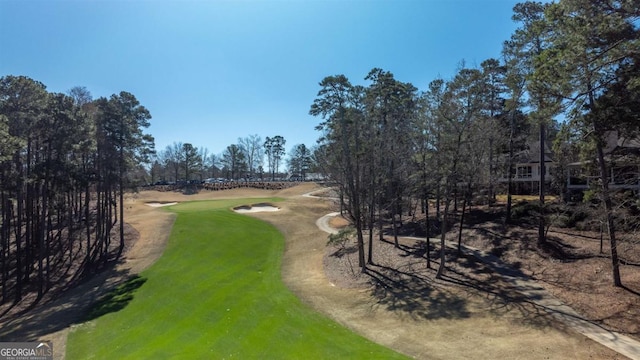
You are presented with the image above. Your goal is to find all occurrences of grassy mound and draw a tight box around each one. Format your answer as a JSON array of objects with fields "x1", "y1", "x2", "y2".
[{"x1": 67, "y1": 199, "x2": 407, "y2": 359}]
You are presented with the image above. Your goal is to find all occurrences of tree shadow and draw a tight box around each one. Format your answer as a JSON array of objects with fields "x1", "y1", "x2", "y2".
[
  {"x1": 329, "y1": 245, "x2": 358, "y2": 258},
  {"x1": 548, "y1": 229, "x2": 601, "y2": 241},
  {"x1": 83, "y1": 275, "x2": 147, "y2": 321},
  {"x1": 455, "y1": 247, "x2": 528, "y2": 279},
  {"x1": 439, "y1": 252, "x2": 579, "y2": 331},
  {"x1": 359, "y1": 237, "x2": 588, "y2": 334},
  {"x1": 463, "y1": 208, "x2": 506, "y2": 227},
  {"x1": 538, "y1": 235, "x2": 606, "y2": 262},
  {"x1": 388, "y1": 216, "x2": 453, "y2": 238},
  {"x1": 378, "y1": 238, "x2": 429, "y2": 259},
  {"x1": 621, "y1": 284, "x2": 640, "y2": 297},
  {"x1": 0, "y1": 265, "x2": 140, "y2": 342},
  {"x1": 467, "y1": 227, "x2": 514, "y2": 258},
  {"x1": 365, "y1": 205, "x2": 640, "y2": 338},
  {"x1": 365, "y1": 264, "x2": 471, "y2": 321}
]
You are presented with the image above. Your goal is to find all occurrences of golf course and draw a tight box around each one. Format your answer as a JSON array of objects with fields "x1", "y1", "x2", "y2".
[
  {"x1": 25, "y1": 183, "x2": 614, "y2": 359},
  {"x1": 66, "y1": 196, "x2": 406, "y2": 359}
]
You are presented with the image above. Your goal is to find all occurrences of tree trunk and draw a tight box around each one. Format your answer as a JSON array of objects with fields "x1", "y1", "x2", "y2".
[
  {"x1": 457, "y1": 194, "x2": 468, "y2": 257},
  {"x1": 355, "y1": 212, "x2": 366, "y2": 272},
  {"x1": 367, "y1": 189, "x2": 375, "y2": 265},
  {"x1": 593, "y1": 121, "x2": 622, "y2": 287},
  {"x1": 392, "y1": 213, "x2": 399, "y2": 248},
  {"x1": 453, "y1": 187, "x2": 458, "y2": 212},
  {"x1": 85, "y1": 179, "x2": 91, "y2": 269},
  {"x1": 1, "y1": 183, "x2": 8, "y2": 304},
  {"x1": 378, "y1": 197, "x2": 384, "y2": 241},
  {"x1": 506, "y1": 110, "x2": 516, "y2": 224},
  {"x1": 68, "y1": 191, "x2": 74, "y2": 264},
  {"x1": 436, "y1": 199, "x2": 450, "y2": 279},
  {"x1": 339, "y1": 189, "x2": 344, "y2": 216},
  {"x1": 538, "y1": 121, "x2": 546, "y2": 246},
  {"x1": 367, "y1": 208, "x2": 374, "y2": 265},
  {"x1": 425, "y1": 195, "x2": 431, "y2": 269},
  {"x1": 118, "y1": 176, "x2": 125, "y2": 258},
  {"x1": 436, "y1": 186, "x2": 441, "y2": 220},
  {"x1": 38, "y1": 181, "x2": 46, "y2": 299},
  {"x1": 14, "y1": 152, "x2": 23, "y2": 303},
  {"x1": 489, "y1": 138, "x2": 494, "y2": 201}
]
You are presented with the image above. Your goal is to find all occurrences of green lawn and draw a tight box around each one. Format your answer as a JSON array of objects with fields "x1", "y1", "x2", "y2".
[
  {"x1": 67, "y1": 199, "x2": 408, "y2": 359},
  {"x1": 495, "y1": 194, "x2": 557, "y2": 202}
]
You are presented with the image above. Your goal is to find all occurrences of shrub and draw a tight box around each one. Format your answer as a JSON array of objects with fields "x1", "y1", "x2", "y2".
[
  {"x1": 511, "y1": 200, "x2": 541, "y2": 224},
  {"x1": 327, "y1": 226, "x2": 355, "y2": 248}
]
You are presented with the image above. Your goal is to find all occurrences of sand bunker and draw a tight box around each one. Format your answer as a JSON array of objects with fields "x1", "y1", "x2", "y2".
[
  {"x1": 146, "y1": 202, "x2": 178, "y2": 207},
  {"x1": 233, "y1": 203, "x2": 280, "y2": 213}
]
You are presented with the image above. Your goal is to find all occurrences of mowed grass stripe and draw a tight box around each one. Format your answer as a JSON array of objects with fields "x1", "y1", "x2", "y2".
[{"x1": 67, "y1": 199, "x2": 408, "y2": 359}]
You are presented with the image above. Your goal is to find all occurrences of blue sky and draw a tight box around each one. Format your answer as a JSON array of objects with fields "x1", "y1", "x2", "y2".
[{"x1": 1, "y1": 0, "x2": 524, "y2": 157}]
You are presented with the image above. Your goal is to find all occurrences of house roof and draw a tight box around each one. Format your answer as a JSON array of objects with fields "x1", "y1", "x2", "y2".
[
  {"x1": 567, "y1": 131, "x2": 640, "y2": 167},
  {"x1": 604, "y1": 131, "x2": 640, "y2": 155}
]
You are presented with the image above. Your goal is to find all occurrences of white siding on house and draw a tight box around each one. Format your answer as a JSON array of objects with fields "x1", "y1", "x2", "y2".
[{"x1": 500, "y1": 162, "x2": 553, "y2": 183}]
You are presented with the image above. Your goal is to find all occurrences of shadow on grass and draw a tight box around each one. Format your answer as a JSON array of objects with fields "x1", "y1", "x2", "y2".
[
  {"x1": 84, "y1": 275, "x2": 147, "y2": 321},
  {"x1": 0, "y1": 265, "x2": 138, "y2": 343}
]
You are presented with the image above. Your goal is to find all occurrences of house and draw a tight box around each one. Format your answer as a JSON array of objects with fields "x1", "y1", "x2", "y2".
[
  {"x1": 498, "y1": 140, "x2": 554, "y2": 194},
  {"x1": 566, "y1": 131, "x2": 640, "y2": 192},
  {"x1": 496, "y1": 131, "x2": 640, "y2": 197}
]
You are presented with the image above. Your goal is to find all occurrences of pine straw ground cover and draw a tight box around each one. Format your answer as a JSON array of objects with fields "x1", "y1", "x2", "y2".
[
  {"x1": 461, "y1": 207, "x2": 640, "y2": 338},
  {"x1": 324, "y1": 205, "x2": 640, "y2": 343}
]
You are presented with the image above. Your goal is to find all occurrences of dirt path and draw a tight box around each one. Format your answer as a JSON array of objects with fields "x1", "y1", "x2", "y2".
[
  {"x1": 316, "y1": 212, "x2": 340, "y2": 235},
  {"x1": 2, "y1": 184, "x2": 628, "y2": 359},
  {"x1": 450, "y1": 241, "x2": 640, "y2": 360}
]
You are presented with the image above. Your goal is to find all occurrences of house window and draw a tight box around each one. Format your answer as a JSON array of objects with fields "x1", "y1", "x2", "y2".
[{"x1": 517, "y1": 165, "x2": 532, "y2": 179}]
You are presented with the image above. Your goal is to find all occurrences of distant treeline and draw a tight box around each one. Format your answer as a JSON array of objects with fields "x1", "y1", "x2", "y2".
[{"x1": 146, "y1": 181, "x2": 300, "y2": 192}]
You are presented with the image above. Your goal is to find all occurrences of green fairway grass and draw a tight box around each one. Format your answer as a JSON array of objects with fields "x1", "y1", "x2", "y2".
[{"x1": 67, "y1": 199, "x2": 408, "y2": 359}]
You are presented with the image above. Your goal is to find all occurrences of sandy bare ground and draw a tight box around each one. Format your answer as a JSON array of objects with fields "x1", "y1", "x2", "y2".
[{"x1": 1, "y1": 184, "x2": 626, "y2": 359}]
